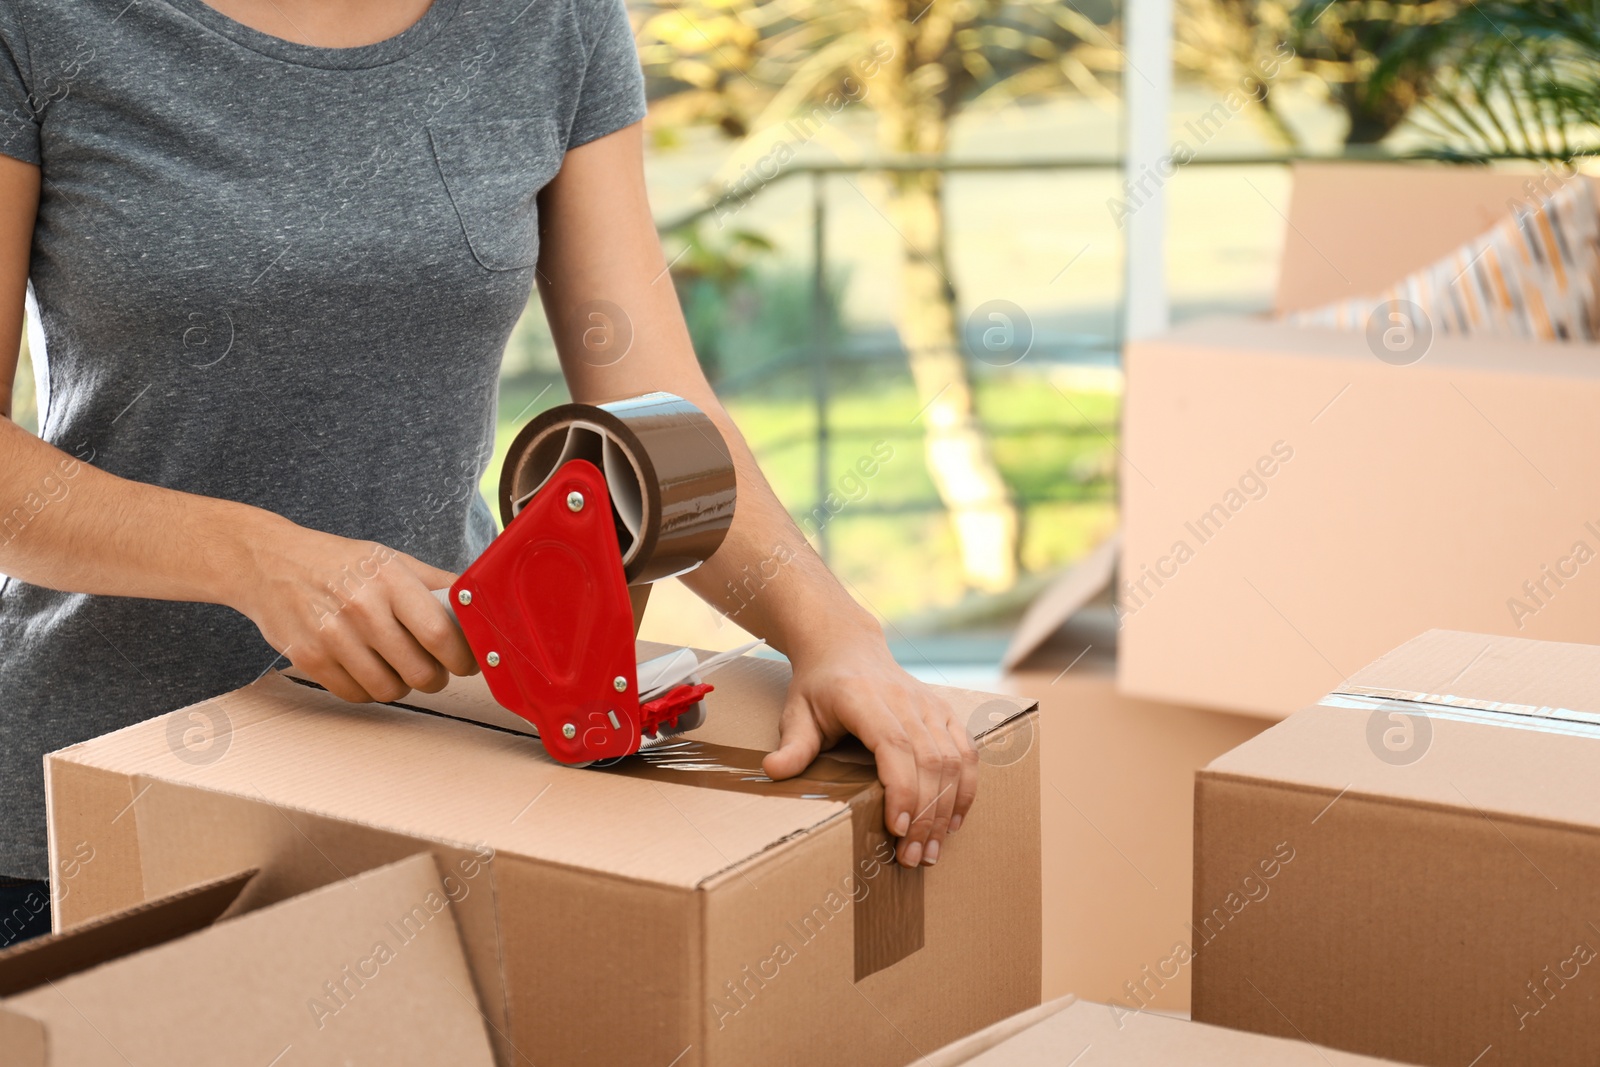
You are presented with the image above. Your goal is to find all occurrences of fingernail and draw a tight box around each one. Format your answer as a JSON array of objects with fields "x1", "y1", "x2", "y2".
[
  {"x1": 924, "y1": 839, "x2": 940, "y2": 865},
  {"x1": 903, "y1": 841, "x2": 922, "y2": 867},
  {"x1": 894, "y1": 811, "x2": 910, "y2": 836},
  {"x1": 949, "y1": 814, "x2": 963, "y2": 833}
]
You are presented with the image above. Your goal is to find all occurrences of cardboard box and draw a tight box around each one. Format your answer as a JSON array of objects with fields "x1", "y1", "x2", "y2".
[
  {"x1": 1273, "y1": 162, "x2": 1547, "y2": 314},
  {"x1": 921, "y1": 994, "x2": 1405, "y2": 1065},
  {"x1": 0, "y1": 854, "x2": 495, "y2": 1065},
  {"x1": 46, "y1": 644, "x2": 1040, "y2": 1067},
  {"x1": 1119, "y1": 161, "x2": 1600, "y2": 719},
  {"x1": 1120, "y1": 315, "x2": 1600, "y2": 718},
  {"x1": 1193, "y1": 629, "x2": 1600, "y2": 1065},
  {"x1": 1000, "y1": 557, "x2": 1269, "y2": 1013}
]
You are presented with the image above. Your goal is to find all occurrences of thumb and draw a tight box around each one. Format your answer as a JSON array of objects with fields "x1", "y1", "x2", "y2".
[{"x1": 763, "y1": 693, "x2": 823, "y2": 780}]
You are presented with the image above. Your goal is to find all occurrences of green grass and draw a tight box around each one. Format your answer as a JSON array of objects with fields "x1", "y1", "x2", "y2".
[{"x1": 486, "y1": 364, "x2": 1121, "y2": 625}]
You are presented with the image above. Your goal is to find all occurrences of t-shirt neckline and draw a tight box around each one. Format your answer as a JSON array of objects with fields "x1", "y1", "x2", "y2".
[{"x1": 159, "y1": 0, "x2": 462, "y2": 69}]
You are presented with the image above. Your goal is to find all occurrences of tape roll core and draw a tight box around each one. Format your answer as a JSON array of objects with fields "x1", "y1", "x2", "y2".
[{"x1": 498, "y1": 392, "x2": 736, "y2": 584}]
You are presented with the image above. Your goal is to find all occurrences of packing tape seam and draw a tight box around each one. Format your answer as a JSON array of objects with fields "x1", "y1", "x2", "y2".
[{"x1": 1322, "y1": 689, "x2": 1600, "y2": 740}]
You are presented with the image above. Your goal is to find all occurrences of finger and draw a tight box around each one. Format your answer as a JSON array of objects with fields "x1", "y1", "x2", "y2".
[
  {"x1": 326, "y1": 626, "x2": 412, "y2": 704},
  {"x1": 898, "y1": 716, "x2": 945, "y2": 868},
  {"x1": 841, "y1": 700, "x2": 919, "y2": 846},
  {"x1": 390, "y1": 577, "x2": 478, "y2": 678},
  {"x1": 762, "y1": 692, "x2": 824, "y2": 780},
  {"x1": 946, "y1": 710, "x2": 980, "y2": 835},
  {"x1": 917, "y1": 699, "x2": 964, "y2": 866},
  {"x1": 365, "y1": 611, "x2": 450, "y2": 694},
  {"x1": 870, "y1": 731, "x2": 919, "y2": 849},
  {"x1": 392, "y1": 549, "x2": 461, "y2": 594},
  {"x1": 289, "y1": 649, "x2": 373, "y2": 705}
]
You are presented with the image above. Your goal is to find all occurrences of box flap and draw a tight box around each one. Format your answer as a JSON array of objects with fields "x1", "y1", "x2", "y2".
[
  {"x1": 3, "y1": 854, "x2": 496, "y2": 1065},
  {"x1": 1204, "y1": 631, "x2": 1600, "y2": 831},
  {"x1": 1275, "y1": 162, "x2": 1542, "y2": 314},
  {"x1": 0, "y1": 869, "x2": 254, "y2": 997},
  {"x1": 1341, "y1": 629, "x2": 1600, "y2": 716},
  {"x1": 1001, "y1": 533, "x2": 1119, "y2": 671},
  {"x1": 938, "y1": 998, "x2": 1404, "y2": 1064}
]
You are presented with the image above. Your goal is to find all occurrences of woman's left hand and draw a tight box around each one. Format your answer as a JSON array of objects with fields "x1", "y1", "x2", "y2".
[{"x1": 761, "y1": 632, "x2": 979, "y2": 868}]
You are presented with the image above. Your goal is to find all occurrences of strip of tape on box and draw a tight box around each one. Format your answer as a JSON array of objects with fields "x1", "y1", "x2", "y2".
[{"x1": 1322, "y1": 687, "x2": 1600, "y2": 741}]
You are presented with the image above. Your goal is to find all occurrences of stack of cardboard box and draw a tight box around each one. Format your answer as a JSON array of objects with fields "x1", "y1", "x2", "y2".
[{"x1": 980, "y1": 159, "x2": 1600, "y2": 1063}]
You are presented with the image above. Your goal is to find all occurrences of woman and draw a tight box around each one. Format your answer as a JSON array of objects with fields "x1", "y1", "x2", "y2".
[{"x1": 0, "y1": 0, "x2": 978, "y2": 936}]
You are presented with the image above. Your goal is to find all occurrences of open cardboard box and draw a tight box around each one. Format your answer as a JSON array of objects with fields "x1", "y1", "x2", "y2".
[
  {"x1": 920, "y1": 993, "x2": 1405, "y2": 1065},
  {"x1": 0, "y1": 853, "x2": 494, "y2": 1065},
  {"x1": 999, "y1": 537, "x2": 1270, "y2": 1014},
  {"x1": 46, "y1": 642, "x2": 1041, "y2": 1067},
  {"x1": 1118, "y1": 161, "x2": 1600, "y2": 719},
  {"x1": 1194, "y1": 630, "x2": 1600, "y2": 1065}
]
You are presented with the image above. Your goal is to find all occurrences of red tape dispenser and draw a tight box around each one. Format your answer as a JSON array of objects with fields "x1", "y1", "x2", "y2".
[{"x1": 446, "y1": 393, "x2": 737, "y2": 765}]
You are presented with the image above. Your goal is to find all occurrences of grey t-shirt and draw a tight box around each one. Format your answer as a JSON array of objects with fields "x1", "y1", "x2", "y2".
[{"x1": 0, "y1": 0, "x2": 646, "y2": 878}]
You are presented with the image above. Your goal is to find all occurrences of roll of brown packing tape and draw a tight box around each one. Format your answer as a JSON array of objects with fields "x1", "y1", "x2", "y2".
[{"x1": 498, "y1": 392, "x2": 737, "y2": 585}]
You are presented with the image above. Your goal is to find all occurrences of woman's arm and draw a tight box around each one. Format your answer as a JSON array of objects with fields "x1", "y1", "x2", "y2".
[
  {"x1": 535, "y1": 124, "x2": 978, "y2": 867},
  {"x1": 0, "y1": 154, "x2": 474, "y2": 705}
]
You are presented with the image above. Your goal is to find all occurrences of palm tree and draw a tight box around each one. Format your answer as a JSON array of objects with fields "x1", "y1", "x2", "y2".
[
  {"x1": 635, "y1": 0, "x2": 1113, "y2": 592},
  {"x1": 1290, "y1": 0, "x2": 1461, "y2": 145},
  {"x1": 1369, "y1": 0, "x2": 1600, "y2": 157}
]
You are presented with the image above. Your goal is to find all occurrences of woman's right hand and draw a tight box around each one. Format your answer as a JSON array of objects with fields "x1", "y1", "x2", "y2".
[{"x1": 225, "y1": 514, "x2": 479, "y2": 704}]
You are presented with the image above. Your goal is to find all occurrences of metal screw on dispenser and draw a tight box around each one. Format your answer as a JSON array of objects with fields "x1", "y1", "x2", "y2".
[
  {"x1": 486, "y1": 651, "x2": 501, "y2": 667},
  {"x1": 566, "y1": 491, "x2": 585, "y2": 512},
  {"x1": 561, "y1": 723, "x2": 577, "y2": 739},
  {"x1": 457, "y1": 590, "x2": 473, "y2": 606},
  {"x1": 613, "y1": 676, "x2": 628, "y2": 692}
]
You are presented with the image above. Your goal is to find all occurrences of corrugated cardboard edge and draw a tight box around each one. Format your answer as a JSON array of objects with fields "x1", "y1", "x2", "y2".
[
  {"x1": 8, "y1": 854, "x2": 496, "y2": 1067},
  {"x1": 920, "y1": 994, "x2": 1078, "y2": 1066},
  {"x1": 1001, "y1": 534, "x2": 1119, "y2": 671},
  {"x1": 45, "y1": 760, "x2": 148, "y2": 924},
  {"x1": 0, "y1": 869, "x2": 255, "y2": 998}
]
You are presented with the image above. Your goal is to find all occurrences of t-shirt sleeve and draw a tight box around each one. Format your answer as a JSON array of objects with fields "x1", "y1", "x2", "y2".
[
  {"x1": 567, "y1": 0, "x2": 647, "y2": 150},
  {"x1": 0, "y1": 4, "x2": 39, "y2": 166}
]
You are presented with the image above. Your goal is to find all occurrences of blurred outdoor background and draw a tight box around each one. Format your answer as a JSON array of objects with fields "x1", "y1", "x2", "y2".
[{"x1": 12, "y1": 0, "x2": 1598, "y2": 667}]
